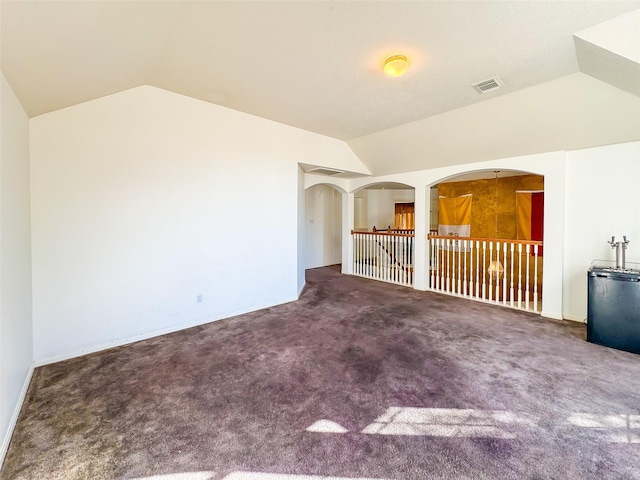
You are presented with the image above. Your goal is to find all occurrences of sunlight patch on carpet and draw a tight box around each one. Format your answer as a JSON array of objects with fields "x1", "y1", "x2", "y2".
[
  {"x1": 566, "y1": 413, "x2": 640, "y2": 443},
  {"x1": 305, "y1": 419, "x2": 349, "y2": 433},
  {"x1": 362, "y1": 407, "x2": 537, "y2": 439}
]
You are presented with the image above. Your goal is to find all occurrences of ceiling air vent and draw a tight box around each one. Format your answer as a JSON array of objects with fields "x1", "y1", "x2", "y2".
[
  {"x1": 472, "y1": 76, "x2": 504, "y2": 94},
  {"x1": 307, "y1": 167, "x2": 344, "y2": 176}
]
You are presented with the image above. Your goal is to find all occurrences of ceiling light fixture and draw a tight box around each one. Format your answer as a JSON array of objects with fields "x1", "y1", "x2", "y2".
[{"x1": 383, "y1": 55, "x2": 409, "y2": 77}]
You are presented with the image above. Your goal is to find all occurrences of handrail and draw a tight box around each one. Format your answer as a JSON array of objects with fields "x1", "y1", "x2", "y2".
[
  {"x1": 351, "y1": 230, "x2": 415, "y2": 238},
  {"x1": 428, "y1": 234, "x2": 542, "y2": 246}
]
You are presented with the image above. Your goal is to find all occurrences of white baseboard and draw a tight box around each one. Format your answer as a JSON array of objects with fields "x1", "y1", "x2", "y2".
[
  {"x1": 34, "y1": 296, "x2": 299, "y2": 367},
  {"x1": 540, "y1": 310, "x2": 564, "y2": 320},
  {"x1": 562, "y1": 314, "x2": 587, "y2": 323},
  {"x1": 0, "y1": 363, "x2": 35, "y2": 468}
]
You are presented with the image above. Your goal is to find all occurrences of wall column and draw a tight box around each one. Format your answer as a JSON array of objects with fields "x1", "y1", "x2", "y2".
[
  {"x1": 413, "y1": 184, "x2": 428, "y2": 290},
  {"x1": 342, "y1": 192, "x2": 355, "y2": 274},
  {"x1": 541, "y1": 157, "x2": 566, "y2": 320}
]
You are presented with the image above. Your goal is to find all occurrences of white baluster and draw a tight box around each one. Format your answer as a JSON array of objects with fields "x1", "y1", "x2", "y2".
[
  {"x1": 394, "y1": 236, "x2": 399, "y2": 284},
  {"x1": 463, "y1": 240, "x2": 468, "y2": 296},
  {"x1": 399, "y1": 237, "x2": 409, "y2": 285},
  {"x1": 384, "y1": 235, "x2": 388, "y2": 282},
  {"x1": 502, "y1": 242, "x2": 507, "y2": 305},
  {"x1": 377, "y1": 234, "x2": 381, "y2": 280},
  {"x1": 534, "y1": 244, "x2": 539, "y2": 312},
  {"x1": 525, "y1": 243, "x2": 531, "y2": 310},
  {"x1": 411, "y1": 236, "x2": 415, "y2": 285},
  {"x1": 488, "y1": 241, "x2": 493, "y2": 302},
  {"x1": 482, "y1": 240, "x2": 487, "y2": 300},
  {"x1": 406, "y1": 236, "x2": 410, "y2": 285},
  {"x1": 401, "y1": 236, "x2": 404, "y2": 285},
  {"x1": 353, "y1": 234, "x2": 357, "y2": 276},
  {"x1": 366, "y1": 234, "x2": 371, "y2": 278},
  {"x1": 446, "y1": 238, "x2": 451, "y2": 292},
  {"x1": 359, "y1": 234, "x2": 363, "y2": 276},
  {"x1": 429, "y1": 237, "x2": 435, "y2": 289},
  {"x1": 366, "y1": 234, "x2": 369, "y2": 277},
  {"x1": 475, "y1": 241, "x2": 480, "y2": 299},
  {"x1": 404, "y1": 236, "x2": 408, "y2": 285},
  {"x1": 456, "y1": 240, "x2": 462, "y2": 295},
  {"x1": 439, "y1": 238, "x2": 443, "y2": 289},
  {"x1": 517, "y1": 243, "x2": 523, "y2": 308},
  {"x1": 393, "y1": 237, "x2": 403, "y2": 283},
  {"x1": 509, "y1": 242, "x2": 515, "y2": 306},
  {"x1": 494, "y1": 242, "x2": 500, "y2": 303},
  {"x1": 452, "y1": 239, "x2": 457, "y2": 293},
  {"x1": 392, "y1": 235, "x2": 396, "y2": 284},
  {"x1": 393, "y1": 236, "x2": 398, "y2": 283}
]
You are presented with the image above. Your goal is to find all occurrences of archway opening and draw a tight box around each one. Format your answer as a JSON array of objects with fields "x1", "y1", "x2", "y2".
[
  {"x1": 427, "y1": 169, "x2": 544, "y2": 313},
  {"x1": 429, "y1": 170, "x2": 543, "y2": 241},
  {"x1": 353, "y1": 182, "x2": 415, "y2": 233},
  {"x1": 351, "y1": 182, "x2": 416, "y2": 287}
]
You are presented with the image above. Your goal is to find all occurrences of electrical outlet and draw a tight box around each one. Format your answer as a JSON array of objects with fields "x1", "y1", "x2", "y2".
[{"x1": 196, "y1": 294, "x2": 203, "y2": 303}]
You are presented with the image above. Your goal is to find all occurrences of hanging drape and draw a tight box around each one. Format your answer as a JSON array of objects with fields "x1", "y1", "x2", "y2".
[
  {"x1": 394, "y1": 202, "x2": 415, "y2": 229},
  {"x1": 516, "y1": 190, "x2": 544, "y2": 255},
  {"x1": 438, "y1": 194, "x2": 472, "y2": 237}
]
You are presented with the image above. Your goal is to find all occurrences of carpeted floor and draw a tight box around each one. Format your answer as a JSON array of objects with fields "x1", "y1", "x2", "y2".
[{"x1": 2, "y1": 266, "x2": 639, "y2": 480}]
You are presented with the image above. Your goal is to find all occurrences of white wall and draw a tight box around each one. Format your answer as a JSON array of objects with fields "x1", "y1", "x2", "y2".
[
  {"x1": 30, "y1": 85, "x2": 369, "y2": 364},
  {"x1": 0, "y1": 73, "x2": 33, "y2": 465},
  {"x1": 563, "y1": 141, "x2": 640, "y2": 321},
  {"x1": 429, "y1": 186, "x2": 439, "y2": 231},
  {"x1": 305, "y1": 185, "x2": 342, "y2": 269},
  {"x1": 365, "y1": 189, "x2": 415, "y2": 230},
  {"x1": 353, "y1": 189, "x2": 415, "y2": 230}
]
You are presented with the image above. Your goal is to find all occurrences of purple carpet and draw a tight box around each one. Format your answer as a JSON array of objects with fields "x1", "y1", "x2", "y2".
[{"x1": 2, "y1": 266, "x2": 639, "y2": 480}]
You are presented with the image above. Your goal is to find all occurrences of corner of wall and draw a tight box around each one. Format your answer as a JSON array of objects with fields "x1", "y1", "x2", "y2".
[{"x1": 0, "y1": 364, "x2": 34, "y2": 467}]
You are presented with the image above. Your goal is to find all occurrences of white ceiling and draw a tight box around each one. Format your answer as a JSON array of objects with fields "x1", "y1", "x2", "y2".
[{"x1": 2, "y1": 0, "x2": 638, "y2": 142}]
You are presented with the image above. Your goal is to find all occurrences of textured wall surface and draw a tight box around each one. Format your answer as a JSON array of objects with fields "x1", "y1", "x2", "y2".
[{"x1": 438, "y1": 174, "x2": 544, "y2": 239}]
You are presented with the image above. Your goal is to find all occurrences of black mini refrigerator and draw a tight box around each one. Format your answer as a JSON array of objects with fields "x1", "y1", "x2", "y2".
[{"x1": 587, "y1": 261, "x2": 640, "y2": 354}]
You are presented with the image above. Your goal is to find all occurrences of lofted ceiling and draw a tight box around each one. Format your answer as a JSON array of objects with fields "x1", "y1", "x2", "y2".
[
  {"x1": 0, "y1": 0, "x2": 640, "y2": 178},
  {"x1": 2, "y1": 0, "x2": 638, "y2": 145}
]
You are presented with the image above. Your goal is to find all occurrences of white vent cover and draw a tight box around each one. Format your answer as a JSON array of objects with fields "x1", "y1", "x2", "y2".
[
  {"x1": 307, "y1": 167, "x2": 344, "y2": 176},
  {"x1": 472, "y1": 76, "x2": 504, "y2": 94}
]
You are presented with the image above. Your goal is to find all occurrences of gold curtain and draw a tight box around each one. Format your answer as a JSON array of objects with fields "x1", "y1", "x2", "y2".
[{"x1": 438, "y1": 194, "x2": 472, "y2": 237}]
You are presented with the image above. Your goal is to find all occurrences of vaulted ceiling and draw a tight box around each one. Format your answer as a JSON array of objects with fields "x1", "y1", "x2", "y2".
[{"x1": 2, "y1": 1, "x2": 639, "y2": 175}]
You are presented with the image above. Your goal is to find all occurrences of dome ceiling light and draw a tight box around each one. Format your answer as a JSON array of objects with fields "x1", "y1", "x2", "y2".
[{"x1": 383, "y1": 55, "x2": 409, "y2": 77}]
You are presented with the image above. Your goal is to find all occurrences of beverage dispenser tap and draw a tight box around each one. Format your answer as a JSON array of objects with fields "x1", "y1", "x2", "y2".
[{"x1": 608, "y1": 236, "x2": 630, "y2": 270}]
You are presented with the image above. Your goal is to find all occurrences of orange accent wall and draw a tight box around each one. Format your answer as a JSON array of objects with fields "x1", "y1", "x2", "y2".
[{"x1": 437, "y1": 174, "x2": 544, "y2": 239}]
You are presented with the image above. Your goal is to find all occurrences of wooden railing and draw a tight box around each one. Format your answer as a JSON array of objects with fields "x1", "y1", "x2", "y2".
[
  {"x1": 352, "y1": 230, "x2": 414, "y2": 287},
  {"x1": 372, "y1": 226, "x2": 415, "y2": 235},
  {"x1": 428, "y1": 235, "x2": 543, "y2": 313}
]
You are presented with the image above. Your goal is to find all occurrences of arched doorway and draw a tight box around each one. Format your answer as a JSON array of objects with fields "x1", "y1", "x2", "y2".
[
  {"x1": 351, "y1": 182, "x2": 416, "y2": 287},
  {"x1": 427, "y1": 169, "x2": 544, "y2": 313}
]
